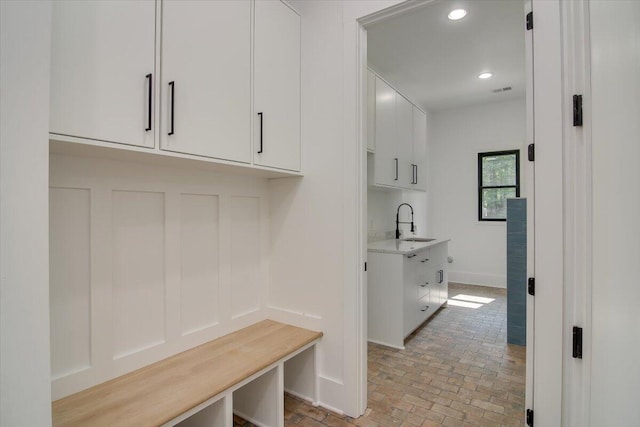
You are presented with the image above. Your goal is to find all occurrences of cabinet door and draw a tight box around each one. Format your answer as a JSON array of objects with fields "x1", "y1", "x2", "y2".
[
  {"x1": 367, "y1": 70, "x2": 376, "y2": 152},
  {"x1": 373, "y1": 77, "x2": 398, "y2": 186},
  {"x1": 161, "y1": 0, "x2": 251, "y2": 162},
  {"x1": 254, "y1": 0, "x2": 301, "y2": 171},
  {"x1": 50, "y1": 0, "x2": 156, "y2": 148},
  {"x1": 403, "y1": 255, "x2": 419, "y2": 337},
  {"x1": 396, "y1": 95, "x2": 414, "y2": 189},
  {"x1": 412, "y1": 106, "x2": 427, "y2": 191}
]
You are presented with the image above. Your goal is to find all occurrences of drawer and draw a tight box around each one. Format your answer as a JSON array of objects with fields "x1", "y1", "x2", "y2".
[{"x1": 417, "y1": 280, "x2": 430, "y2": 299}]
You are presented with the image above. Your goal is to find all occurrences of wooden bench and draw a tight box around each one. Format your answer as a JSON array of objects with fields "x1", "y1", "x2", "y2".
[{"x1": 52, "y1": 320, "x2": 323, "y2": 427}]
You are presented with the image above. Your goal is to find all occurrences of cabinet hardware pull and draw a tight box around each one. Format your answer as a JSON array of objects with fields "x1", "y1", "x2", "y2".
[
  {"x1": 407, "y1": 254, "x2": 416, "y2": 258},
  {"x1": 257, "y1": 112, "x2": 263, "y2": 153},
  {"x1": 414, "y1": 164, "x2": 418, "y2": 184},
  {"x1": 420, "y1": 283, "x2": 428, "y2": 287},
  {"x1": 421, "y1": 306, "x2": 429, "y2": 312},
  {"x1": 145, "y1": 74, "x2": 152, "y2": 131},
  {"x1": 168, "y1": 81, "x2": 175, "y2": 135},
  {"x1": 411, "y1": 164, "x2": 416, "y2": 184},
  {"x1": 420, "y1": 258, "x2": 429, "y2": 263},
  {"x1": 394, "y1": 158, "x2": 398, "y2": 180},
  {"x1": 438, "y1": 269, "x2": 444, "y2": 283}
]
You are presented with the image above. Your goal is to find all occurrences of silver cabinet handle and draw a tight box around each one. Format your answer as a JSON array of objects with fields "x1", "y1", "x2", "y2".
[
  {"x1": 407, "y1": 254, "x2": 416, "y2": 259},
  {"x1": 420, "y1": 258, "x2": 429, "y2": 263},
  {"x1": 438, "y1": 269, "x2": 444, "y2": 283},
  {"x1": 420, "y1": 282, "x2": 429, "y2": 287},
  {"x1": 421, "y1": 306, "x2": 429, "y2": 312}
]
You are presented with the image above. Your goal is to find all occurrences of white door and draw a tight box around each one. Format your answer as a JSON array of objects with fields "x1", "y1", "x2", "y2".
[
  {"x1": 373, "y1": 76, "x2": 398, "y2": 186},
  {"x1": 50, "y1": 0, "x2": 156, "y2": 148},
  {"x1": 253, "y1": 0, "x2": 301, "y2": 171},
  {"x1": 589, "y1": 1, "x2": 640, "y2": 426},
  {"x1": 396, "y1": 94, "x2": 414, "y2": 189},
  {"x1": 161, "y1": 0, "x2": 251, "y2": 163},
  {"x1": 412, "y1": 106, "x2": 427, "y2": 191}
]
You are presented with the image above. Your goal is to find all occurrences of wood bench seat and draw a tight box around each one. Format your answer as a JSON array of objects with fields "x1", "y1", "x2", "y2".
[{"x1": 52, "y1": 320, "x2": 323, "y2": 427}]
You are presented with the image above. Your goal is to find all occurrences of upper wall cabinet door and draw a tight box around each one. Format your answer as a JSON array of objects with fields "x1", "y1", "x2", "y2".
[
  {"x1": 412, "y1": 106, "x2": 427, "y2": 191},
  {"x1": 396, "y1": 94, "x2": 414, "y2": 189},
  {"x1": 373, "y1": 77, "x2": 397, "y2": 187},
  {"x1": 367, "y1": 70, "x2": 376, "y2": 152},
  {"x1": 50, "y1": 1, "x2": 156, "y2": 148},
  {"x1": 161, "y1": 0, "x2": 251, "y2": 163},
  {"x1": 253, "y1": 1, "x2": 301, "y2": 172}
]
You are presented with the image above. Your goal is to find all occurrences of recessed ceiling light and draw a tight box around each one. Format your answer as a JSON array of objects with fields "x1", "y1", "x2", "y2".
[
  {"x1": 478, "y1": 72, "x2": 494, "y2": 79},
  {"x1": 448, "y1": 9, "x2": 467, "y2": 21}
]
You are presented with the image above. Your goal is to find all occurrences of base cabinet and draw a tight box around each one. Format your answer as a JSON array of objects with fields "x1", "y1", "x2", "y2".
[{"x1": 368, "y1": 242, "x2": 448, "y2": 349}]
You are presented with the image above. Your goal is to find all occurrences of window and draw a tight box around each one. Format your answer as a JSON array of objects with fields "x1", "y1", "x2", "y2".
[{"x1": 478, "y1": 150, "x2": 520, "y2": 221}]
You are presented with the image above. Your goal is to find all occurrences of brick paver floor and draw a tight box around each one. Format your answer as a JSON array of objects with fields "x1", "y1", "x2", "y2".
[{"x1": 235, "y1": 283, "x2": 526, "y2": 427}]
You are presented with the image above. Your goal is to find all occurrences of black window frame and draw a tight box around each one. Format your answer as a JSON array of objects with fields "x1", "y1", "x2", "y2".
[{"x1": 478, "y1": 150, "x2": 520, "y2": 222}]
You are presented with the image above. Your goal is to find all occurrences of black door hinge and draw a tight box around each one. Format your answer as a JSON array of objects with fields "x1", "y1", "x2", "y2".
[
  {"x1": 526, "y1": 409, "x2": 534, "y2": 426},
  {"x1": 526, "y1": 12, "x2": 533, "y2": 30},
  {"x1": 364, "y1": 262, "x2": 367, "y2": 272},
  {"x1": 573, "y1": 94, "x2": 583, "y2": 127},
  {"x1": 573, "y1": 326, "x2": 583, "y2": 359},
  {"x1": 528, "y1": 277, "x2": 535, "y2": 296},
  {"x1": 527, "y1": 143, "x2": 535, "y2": 161}
]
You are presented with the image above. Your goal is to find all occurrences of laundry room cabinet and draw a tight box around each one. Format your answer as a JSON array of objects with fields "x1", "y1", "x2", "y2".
[
  {"x1": 367, "y1": 240, "x2": 449, "y2": 349},
  {"x1": 368, "y1": 71, "x2": 427, "y2": 191}
]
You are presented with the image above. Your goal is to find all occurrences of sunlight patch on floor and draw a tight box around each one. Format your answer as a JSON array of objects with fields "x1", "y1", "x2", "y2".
[
  {"x1": 451, "y1": 294, "x2": 496, "y2": 304},
  {"x1": 447, "y1": 293, "x2": 496, "y2": 309},
  {"x1": 446, "y1": 299, "x2": 483, "y2": 309}
]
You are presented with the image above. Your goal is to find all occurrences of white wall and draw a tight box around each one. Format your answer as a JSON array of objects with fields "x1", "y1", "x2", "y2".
[
  {"x1": 590, "y1": 1, "x2": 640, "y2": 425},
  {"x1": 0, "y1": 1, "x2": 53, "y2": 425},
  {"x1": 427, "y1": 98, "x2": 526, "y2": 288},
  {"x1": 367, "y1": 188, "x2": 428, "y2": 241},
  {"x1": 269, "y1": 0, "x2": 401, "y2": 416},
  {"x1": 48, "y1": 154, "x2": 270, "y2": 400}
]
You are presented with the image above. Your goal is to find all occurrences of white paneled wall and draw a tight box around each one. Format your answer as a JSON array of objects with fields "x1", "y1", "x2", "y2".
[
  {"x1": 179, "y1": 194, "x2": 220, "y2": 335},
  {"x1": 49, "y1": 154, "x2": 269, "y2": 400},
  {"x1": 49, "y1": 188, "x2": 91, "y2": 379}
]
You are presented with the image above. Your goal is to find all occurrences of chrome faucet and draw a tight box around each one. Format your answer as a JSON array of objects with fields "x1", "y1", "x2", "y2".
[{"x1": 396, "y1": 203, "x2": 414, "y2": 239}]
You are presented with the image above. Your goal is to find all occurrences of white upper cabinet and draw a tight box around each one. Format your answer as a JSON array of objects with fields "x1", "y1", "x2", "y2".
[
  {"x1": 373, "y1": 76, "x2": 398, "y2": 187},
  {"x1": 50, "y1": 0, "x2": 156, "y2": 148},
  {"x1": 367, "y1": 70, "x2": 376, "y2": 152},
  {"x1": 161, "y1": 1, "x2": 251, "y2": 163},
  {"x1": 253, "y1": 0, "x2": 301, "y2": 172},
  {"x1": 396, "y1": 94, "x2": 414, "y2": 189},
  {"x1": 369, "y1": 71, "x2": 427, "y2": 191},
  {"x1": 49, "y1": 0, "x2": 302, "y2": 176},
  {"x1": 412, "y1": 106, "x2": 427, "y2": 191}
]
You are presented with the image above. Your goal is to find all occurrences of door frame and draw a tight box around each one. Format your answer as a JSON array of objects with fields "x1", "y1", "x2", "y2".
[{"x1": 352, "y1": 0, "x2": 565, "y2": 422}]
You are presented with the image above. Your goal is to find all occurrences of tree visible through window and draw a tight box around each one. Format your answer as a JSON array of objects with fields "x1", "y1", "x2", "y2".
[{"x1": 478, "y1": 150, "x2": 520, "y2": 221}]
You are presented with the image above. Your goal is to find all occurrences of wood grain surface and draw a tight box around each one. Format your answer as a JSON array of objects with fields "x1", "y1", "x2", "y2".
[{"x1": 52, "y1": 320, "x2": 322, "y2": 426}]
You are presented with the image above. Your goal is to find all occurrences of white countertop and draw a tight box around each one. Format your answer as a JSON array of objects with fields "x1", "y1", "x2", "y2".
[{"x1": 367, "y1": 237, "x2": 450, "y2": 255}]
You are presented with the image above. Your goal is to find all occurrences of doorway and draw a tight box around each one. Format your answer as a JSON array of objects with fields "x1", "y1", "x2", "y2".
[{"x1": 361, "y1": 0, "x2": 534, "y2": 424}]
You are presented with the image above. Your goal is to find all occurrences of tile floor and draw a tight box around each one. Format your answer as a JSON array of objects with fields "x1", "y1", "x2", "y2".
[{"x1": 235, "y1": 283, "x2": 526, "y2": 427}]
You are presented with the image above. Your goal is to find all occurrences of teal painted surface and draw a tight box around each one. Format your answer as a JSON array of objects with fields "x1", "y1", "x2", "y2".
[{"x1": 507, "y1": 198, "x2": 527, "y2": 346}]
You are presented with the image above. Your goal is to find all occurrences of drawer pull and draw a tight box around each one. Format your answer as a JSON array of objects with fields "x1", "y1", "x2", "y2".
[
  {"x1": 421, "y1": 306, "x2": 429, "y2": 312},
  {"x1": 420, "y1": 258, "x2": 429, "y2": 263},
  {"x1": 420, "y1": 282, "x2": 429, "y2": 287},
  {"x1": 407, "y1": 254, "x2": 417, "y2": 259}
]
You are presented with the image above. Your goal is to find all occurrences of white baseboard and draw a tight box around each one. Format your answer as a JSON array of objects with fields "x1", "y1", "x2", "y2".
[{"x1": 448, "y1": 271, "x2": 506, "y2": 288}]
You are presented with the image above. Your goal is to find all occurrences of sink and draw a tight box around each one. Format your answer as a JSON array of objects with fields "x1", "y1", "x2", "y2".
[{"x1": 402, "y1": 237, "x2": 436, "y2": 242}]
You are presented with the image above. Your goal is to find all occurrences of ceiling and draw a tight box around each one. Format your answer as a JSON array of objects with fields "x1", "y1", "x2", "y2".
[{"x1": 367, "y1": 0, "x2": 526, "y2": 112}]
